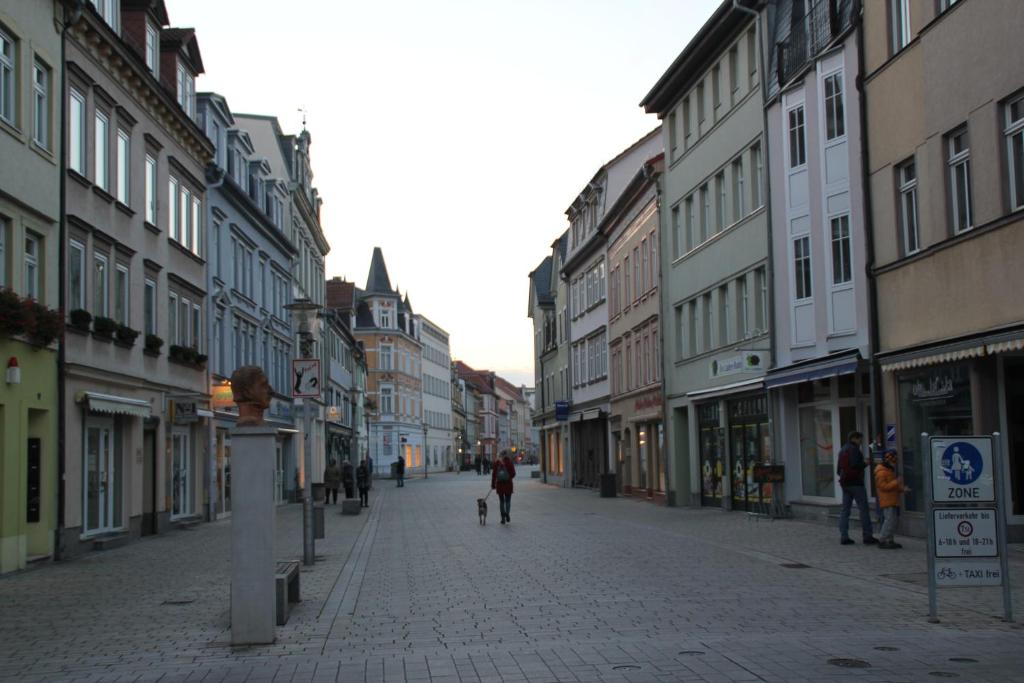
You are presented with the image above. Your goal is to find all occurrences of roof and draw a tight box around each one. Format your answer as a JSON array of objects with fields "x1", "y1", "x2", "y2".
[
  {"x1": 365, "y1": 247, "x2": 394, "y2": 295},
  {"x1": 530, "y1": 256, "x2": 554, "y2": 307},
  {"x1": 326, "y1": 278, "x2": 354, "y2": 310},
  {"x1": 354, "y1": 300, "x2": 375, "y2": 328},
  {"x1": 161, "y1": 28, "x2": 205, "y2": 74},
  {"x1": 639, "y1": 0, "x2": 756, "y2": 115},
  {"x1": 123, "y1": 0, "x2": 169, "y2": 26}
]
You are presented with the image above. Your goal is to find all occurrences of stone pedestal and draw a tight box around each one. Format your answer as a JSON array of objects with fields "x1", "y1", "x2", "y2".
[{"x1": 230, "y1": 425, "x2": 277, "y2": 645}]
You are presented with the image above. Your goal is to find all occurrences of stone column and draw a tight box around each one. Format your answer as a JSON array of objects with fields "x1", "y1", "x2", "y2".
[{"x1": 230, "y1": 425, "x2": 277, "y2": 645}]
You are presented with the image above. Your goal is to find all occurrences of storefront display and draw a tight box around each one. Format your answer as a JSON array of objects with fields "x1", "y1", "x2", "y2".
[
  {"x1": 728, "y1": 396, "x2": 771, "y2": 511},
  {"x1": 699, "y1": 403, "x2": 722, "y2": 505}
]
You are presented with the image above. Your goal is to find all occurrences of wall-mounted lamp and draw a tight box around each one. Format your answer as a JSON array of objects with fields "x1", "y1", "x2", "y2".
[{"x1": 6, "y1": 357, "x2": 20, "y2": 385}]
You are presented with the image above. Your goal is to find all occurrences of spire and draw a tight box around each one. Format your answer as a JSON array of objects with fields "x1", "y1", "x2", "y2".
[
  {"x1": 404, "y1": 293, "x2": 413, "y2": 313},
  {"x1": 365, "y1": 247, "x2": 393, "y2": 294}
]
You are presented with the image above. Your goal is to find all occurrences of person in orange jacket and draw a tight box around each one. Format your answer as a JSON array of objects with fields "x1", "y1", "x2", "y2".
[{"x1": 874, "y1": 449, "x2": 910, "y2": 549}]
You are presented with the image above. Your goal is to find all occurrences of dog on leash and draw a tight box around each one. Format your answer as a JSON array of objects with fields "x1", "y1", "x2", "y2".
[{"x1": 477, "y1": 497, "x2": 488, "y2": 525}]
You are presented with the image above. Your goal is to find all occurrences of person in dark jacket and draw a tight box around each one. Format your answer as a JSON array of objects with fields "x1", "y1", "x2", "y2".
[
  {"x1": 395, "y1": 456, "x2": 405, "y2": 487},
  {"x1": 491, "y1": 450, "x2": 516, "y2": 524},
  {"x1": 837, "y1": 431, "x2": 878, "y2": 545},
  {"x1": 356, "y1": 459, "x2": 370, "y2": 507},
  {"x1": 341, "y1": 460, "x2": 355, "y2": 499},
  {"x1": 323, "y1": 460, "x2": 341, "y2": 504}
]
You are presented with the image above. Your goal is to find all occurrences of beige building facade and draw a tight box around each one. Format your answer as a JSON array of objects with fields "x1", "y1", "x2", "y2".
[{"x1": 864, "y1": 0, "x2": 1024, "y2": 538}]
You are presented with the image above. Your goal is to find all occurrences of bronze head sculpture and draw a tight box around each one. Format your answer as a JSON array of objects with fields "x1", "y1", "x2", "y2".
[{"x1": 231, "y1": 365, "x2": 272, "y2": 426}]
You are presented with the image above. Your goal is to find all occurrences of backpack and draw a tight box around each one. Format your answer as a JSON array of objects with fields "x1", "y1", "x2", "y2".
[
  {"x1": 496, "y1": 463, "x2": 510, "y2": 482},
  {"x1": 836, "y1": 445, "x2": 862, "y2": 485}
]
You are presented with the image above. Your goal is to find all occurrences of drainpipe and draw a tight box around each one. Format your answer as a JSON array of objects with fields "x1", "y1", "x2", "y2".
[
  {"x1": 733, "y1": 0, "x2": 783, "y2": 511},
  {"x1": 854, "y1": 3, "x2": 883, "y2": 449},
  {"x1": 56, "y1": 0, "x2": 86, "y2": 562}
]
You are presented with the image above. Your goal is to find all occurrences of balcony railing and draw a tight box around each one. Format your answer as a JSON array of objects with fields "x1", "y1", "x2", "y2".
[{"x1": 776, "y1": 0, "x2": 857, "y2": 86}]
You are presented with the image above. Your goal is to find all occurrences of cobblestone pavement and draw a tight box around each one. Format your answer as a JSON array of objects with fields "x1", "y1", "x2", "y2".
[{"x1": 2, "y1": 469, "x2": 1023, "y2": 683}]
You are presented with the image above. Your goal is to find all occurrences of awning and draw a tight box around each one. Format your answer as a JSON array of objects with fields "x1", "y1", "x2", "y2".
[
  {"x1": 78, "y1": 391, "x2": 151, "y2": 418},
  {"x1": 765, "y1": 351, "x2": 860, "y2": 389},
  {"x1": 687, "y1": 377, "x2": 763, "y2": 401},
  {"x1": 877, "y1": 327, "x2": 1024, "y2": 373},
  {"x1": 197, "y1": 409, "x2": 214, "y2": 418}
]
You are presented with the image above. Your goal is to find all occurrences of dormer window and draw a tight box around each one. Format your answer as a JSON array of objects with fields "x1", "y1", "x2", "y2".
[
  {"x1": 90, "y1": 0, "x2": 120, "y2": 33},
  {"x1": 176, "y1": 61, "x2": 194, "y2": 118},
  {"x1": 144, "y1": 22, "x2": 159, "y2": 76}
]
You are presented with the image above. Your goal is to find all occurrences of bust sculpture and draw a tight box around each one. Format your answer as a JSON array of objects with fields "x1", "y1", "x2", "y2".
[{"x1": 231, "y1": 365, "x2": 272, "y2": 426}]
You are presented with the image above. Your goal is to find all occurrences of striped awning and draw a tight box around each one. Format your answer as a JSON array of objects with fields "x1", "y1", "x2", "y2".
[
  {"x1": 880, "y1": 328, "x2": 1024, "y2": 373},
  {"x1": 78, "y1": 391, "x2": 152, "y2": 418}
]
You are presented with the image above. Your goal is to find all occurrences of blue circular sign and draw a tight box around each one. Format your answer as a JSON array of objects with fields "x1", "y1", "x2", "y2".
[{"x1": 940, "y1": 442, "x2": 984, "y2": 485}]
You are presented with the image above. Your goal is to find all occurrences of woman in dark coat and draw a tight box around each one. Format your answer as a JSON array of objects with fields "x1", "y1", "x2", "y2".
[
  {"x1": 356, "y1": 459, "x2": 370, "y2": 507},
  {"x1": 341, "y1": 460, "x2": 355, "y2": 499},
  {"x1": 491, "y1": 451, "x2": 516, "y2": 524}
]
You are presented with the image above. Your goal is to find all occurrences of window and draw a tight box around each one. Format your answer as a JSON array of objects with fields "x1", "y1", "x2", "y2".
[
  {"x1": 649, "y1": 231, "x2": 657, "y2": 290},
  {"x1": 794, "y1": 236, "x2": 812, "y2": 300},
  {"x1": 33, "y1": 60, "x2": 50, "y2": 149},
  {"x1": 24, "y1": 234, "x2": 39, "y2": 300},
  {"x1": 93, "y1": 253, "x2": 108, "y2": 316},
  {"x1": 685, "y1": 195, "x2": 695, "y2": 252},
  {"x1": 144, "y1": 22, "x2": 159, "y2": 76},
  {"x1": 947, "y1": 128, "x2": 972, "y2": 233},
  {"x1": 700, "y1": 184, "x2": 710, "y2": 242},
  {"x1": 0, "y1": 28, "x2": 14, "y2": 124},
  {"x1": 682, "y1": 97, "x2": 692, "y2": 148},
  {"x1": 697, "y1": 82, "x2": 705, "y2": 125},
  {"x1": 718, "y1": 285, "x2": 729, "y2": 346},
  {"x1": 939, "y1": 0, "x2": 959, "y2": 10},
  {"x1": 116, "y1": 130, "x2": 130, "y2": 204},
  {"x1": 788, "y1": 106, "x2": 806, "y2": 168},
  {"x1": 752, "y1": 143, "x2": 763, "y2": 208},
  {"x1": 715, "y1": 172, "x2": 726, "y2": 231},
  {"x1": 90, "y1": 0, "x2": 120, "y2": 31},
  {"x1": 380, "y1": 387, "x2": 393, "y2": 415},
  {"x1": 179, "y1": 186, "x2": 191, "y2": 251},
  {"x1": 176, "y1": 62, "x2": 194, "y2": 118},
  {"x1": 191, "y1": 197, "x2": 201, "y2": 255},
  {"x1": 898, "y1": 160, "x2": 920, "y2": 254},
  {"x1": 114, "y1": 264, "x2": 128, "y2": 324},
  {"x1": 728, "y1": 46, "x2": 739, "y2": 104},
  {"x1": 623, "y1": 256, "x2": 630, "y2": 304},
  {"x1": 192, "y1": 304, "x2": 201, "y2": 349},
  {"x1": 640, "y1": 239, "x2": 648, "y2": 294},
  {"x1": 712, "y1": 64, "x2": 721, "y2": 117},
  {"x1": 755, "y1": 267, "x2": 767, "y2": 331},
  {"x1": 671, "y1": 205, "x2": 681, "y2": 259},
  {"x1": 668, "y1": 111, "x2": 678, "y2": 155},
  {"x1": 674, "y1": 304, "x2": 684, "y2": 359},
  {"x1": 69, "y1": 90, "x2": 86, "y2": 173},
  {"x1": 69, "y1": 240, "x2": 85, "y2": 310},
  {"x1": 738, "y1": 276, "x2": 749, "y2": 339},
  {"x1": 688, "y1": 301, "x2": 698, "y2": 354},
  {"x1": 145, "y1": 155, "x2": 157, "y2": 224},
  {"x1": 379, "y1": 308, "x2": 391, "y2": 328},
  {"x1": 380, "y1": 344, "x2": 392, "y2": 370},
  {"x1": 702, "y1": 292, "x2": 713, "y2": 351},
  {"x1": 747, "y1": 29, "x2": 757, "y2": 88},
  {"x1": 144, "y1": 278, "x2": 156, "y2": 335},
  {"x1": 732, "y1": 157, "x2": 745, "y2": 221},
  {"x1": 830, "y1": 215, "x2": 852, "y2": 285},
  {"x1": 1005, "y1": 94, "x2": 1024, "y2": 211},
  {"x1": 890, "y1": 0, "x2": 910, "y2": 54},
  {"x1": 823, "y1": 72, "x2": 845, "y2": 140},
  {"x1": 95, "y1": 111, "x2": 109, "y2": 191},
  {"x1": 632, "y1": 246, "x2": 640, "y2": 301}
]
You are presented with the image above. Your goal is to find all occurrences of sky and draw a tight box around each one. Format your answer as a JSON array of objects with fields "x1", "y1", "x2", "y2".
[{"x1": 170, "y1": 0, "x2": 721, "y2": 387}]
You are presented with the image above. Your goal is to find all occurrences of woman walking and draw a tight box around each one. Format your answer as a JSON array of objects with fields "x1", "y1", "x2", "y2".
[
  {"x1": 323, "y1": 459, "x2": 341, "y2": 504},
  {"x1": 356, "y1": 459, "x2": 370, "y2": 508},
  {"x1": 491, "y1": 450, "x2": 516, "y2": 525}
]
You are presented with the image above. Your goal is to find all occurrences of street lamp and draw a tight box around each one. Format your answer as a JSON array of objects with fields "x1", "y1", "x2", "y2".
[{"x1": 284, "y1": 297, "x2": 321, "y2": 567}]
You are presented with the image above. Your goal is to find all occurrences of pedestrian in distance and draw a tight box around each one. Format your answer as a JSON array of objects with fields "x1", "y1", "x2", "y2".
[
  {"x1": 356, "y1": 459, "x2": 370, "y2": 508},
  {"x1": 323, "y1": 459, "x2": 341, "y2": 505},
  {"x1": 341, "y1": 459, "x2": 355, "y2": 499},
  {"x1": 491, "y1": 450, "x2": 516, "y2": 525},
  {"x1": 874, "y1": 448, "x2": 910, "y2": 549},
  {"x1": 837, "y1": 431, "x2": 879, "y2": 545},
  {"x1": 367, "y1": 455, "x2": 374, "y2": 489},
  {"x1": 474, "y1": 455, "x2": 481, "y2": 475},
  {"x1": 395, "y1": 456, "x2": 405, "y2": 487}
]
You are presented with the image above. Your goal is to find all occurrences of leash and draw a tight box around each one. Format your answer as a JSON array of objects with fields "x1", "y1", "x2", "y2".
[{"x1": 483, "y1": 489, "x2": 493, "y2": 501}]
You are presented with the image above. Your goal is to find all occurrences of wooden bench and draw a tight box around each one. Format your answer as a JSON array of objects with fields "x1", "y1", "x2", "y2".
[{"x1": 275, "y1": 560, "x2": 301, "y2": 626}]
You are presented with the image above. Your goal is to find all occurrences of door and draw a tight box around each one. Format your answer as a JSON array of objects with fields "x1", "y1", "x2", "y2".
[
  {"x1": 171, "y1": 430, "x2": 192, "y2": 519},
  {"x1": 698, "y1": 403, "x2": 723, "y2": 506},
  {"x1": 142, "y1": 428, "x2": 156, "y2": 535},
  {"x1": 84, "y1": 418, "x2": 119, "y2": 534}
]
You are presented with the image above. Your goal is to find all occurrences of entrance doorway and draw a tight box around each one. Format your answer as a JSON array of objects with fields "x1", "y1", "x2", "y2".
[
  {"x1": 1003, "y1": 357, "x2": 1024, "y2": 516},
  {"x1": 142, "y1": 426, "x2": 157, "y2": 535},
  {"x1": 171, "y1": 430, "x2": 192, "y2": 519},
  {"x1": 699, "y1": 403, "x2": 723, "y2": 506},
  {"x1": 84, "y1": 418, "x2": 121, "y2": 534},
  {"x1": 728, "y1": 395, "x2": 771, "y2": 512}
]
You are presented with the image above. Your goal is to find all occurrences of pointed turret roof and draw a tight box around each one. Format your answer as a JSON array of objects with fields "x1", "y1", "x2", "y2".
[
  {"x1": 365, "y1": 247, "x2": 393, "y2": 294},
  {"x1": 403, "y1": 293, "x2": 413, "y2": 313}
]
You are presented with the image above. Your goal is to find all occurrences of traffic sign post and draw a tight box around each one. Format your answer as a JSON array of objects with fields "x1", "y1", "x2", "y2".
[{"x1": 923, "y1": 433, "x2": 1013, "y2": 623}]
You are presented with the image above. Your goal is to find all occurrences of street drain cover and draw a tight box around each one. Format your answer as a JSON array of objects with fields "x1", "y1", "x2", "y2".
[
  {"x1": 874, "y1": 646, "x2": 900, "y2": 652},
  {"x1": 928, "y1": 673, "x2": 958, "y2": 678},
  {"x1": 781, "y1": 563, "x2": 811, "y2": 569},
  {"x1": 828, "y1": 658, "x2": 871, "y2": 668},
  {"x1": 161, "y1": 599, "x2": 195, "y2": 605},
  {"x1": 949, "y1": 658, "x2": 977, "y2": 663},
  {"x1": 612, "y1": 665, "x2": 641, "y2": 671},
  {"x1": 678, "y1": 651, "x2": 706, "y2": 656}
]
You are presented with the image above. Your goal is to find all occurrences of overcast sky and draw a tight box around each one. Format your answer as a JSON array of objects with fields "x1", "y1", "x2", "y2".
[{"x1": 170, "y1": 0, "x2": 720, "y2": 386}]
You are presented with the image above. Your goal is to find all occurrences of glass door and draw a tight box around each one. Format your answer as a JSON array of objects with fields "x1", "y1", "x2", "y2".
[
  {"x1": 699, "y1": 403, "x2": 723, "y2": 506},
  {"x1": 171, "y1": 431, "x2": 192, "y2": 518},
  {"x1": 84, "y1": 418, "x2": 118, "y2": 534}
]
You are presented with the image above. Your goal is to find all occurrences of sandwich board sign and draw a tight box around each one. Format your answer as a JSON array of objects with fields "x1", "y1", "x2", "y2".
[{"x1": 923, "y1": 433, "x2": 1013, "y2": 623}]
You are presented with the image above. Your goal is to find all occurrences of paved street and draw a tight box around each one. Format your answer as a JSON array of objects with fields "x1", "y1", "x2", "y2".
[{"x1": 2, "y1": 469, "x2": 1023, "y2": 683}]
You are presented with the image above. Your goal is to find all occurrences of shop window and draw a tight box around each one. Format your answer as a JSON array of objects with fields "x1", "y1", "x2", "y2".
[
  {"x1": 799, "y1": 406, "x2": 835, "y2": 498},
  {"x1": 837, "y1": 373, "x2": 856, "y2": 399}
]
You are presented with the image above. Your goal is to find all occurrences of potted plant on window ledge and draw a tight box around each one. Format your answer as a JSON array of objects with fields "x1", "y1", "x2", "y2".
[
  {"x1": 68, "y1": 309, "x2": 92, "y2": 333},
  {"x1": 28, "y1": 302, "x2": 63, "y2": 348},
  {"x1": 92, "y1": 316, "x2": 117, "y2": 341},
  {"x1": 144, "y1": 334, "x2": 163, "y2": 355},
  {"x1": 0, "y1": 288, "x2": 29, "y2": 339},
  {"x1": 115, "y1": 324, "x2": 140, "y2": 348}
]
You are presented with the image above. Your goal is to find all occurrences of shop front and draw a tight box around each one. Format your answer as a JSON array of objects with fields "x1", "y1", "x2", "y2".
[
  {"x1": 610, "y1": 388, "x2": 666, "y2": 503},
  {"x1": 569, "y1": 408, "x2": 607, "y2": 489}
]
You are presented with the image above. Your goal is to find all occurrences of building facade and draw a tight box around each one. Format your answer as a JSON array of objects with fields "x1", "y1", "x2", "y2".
[
  {"x1": 324, "y1": 310, "x2": 359, "y2": 469},
  {"x1": 198, "y1": 92, "x2": 297, "y2": 511},
  {"x1": 62, "y1": 0, "x2": 214, "y2": 554},
  {"x1": 234, "y1": 112, "x2": 329, "y2": 492},
  {"x1": 864, "y1": 0, "x2": 1024, "y2": 538},
  {"x1": 642, "y1": 0, "x2": 770, "y2": 510},
  {"x1": 763, "y1": 0, "x2": 873, "y2": 517},
  {"x1": 563, "y1": 129, "x2": 661, "y2": 490},
  {"x1": 533, "y1": 234, "x2": 571, "y2": 485},
  {"x1": 0, "y1": 0, "x2": 63, "y2": 573},
  {"x1": 605, "y1": 153, "x2": 666, "y2": 502},
  {"x1": 416, "y1": 312, "x2": 453, "y2": 473}
]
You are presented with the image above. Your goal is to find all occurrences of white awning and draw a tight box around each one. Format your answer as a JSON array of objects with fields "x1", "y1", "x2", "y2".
[
  {"x1": 196, "y1": 409, "x2": 214, "y2": 418},
  {"x1": 78, "y1": 391, "x2": 151, "y2": 418},
  {"x1": 987, "y1": 337, "x2": 1024, "y2": 355},
  {"x1": 879, "y1": 328, "x2": 1024, "y2": 373},
  {"x1": 686, "y1": 377, "x2": 763, "y2": 400}
]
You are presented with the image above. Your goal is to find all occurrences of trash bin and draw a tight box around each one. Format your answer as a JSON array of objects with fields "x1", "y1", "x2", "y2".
[
  {"x1": 314, "y1": 504, "x2": 325, "y2": 539},
  {"x1": 312, "y1": 483, "x2": 325, "y2": 503},
  {"x1": 600, "y1": 472, "x2": 616, "y2": 498},
  {"x1": 390, "y1": 462, "x2": 398, "y2": 479}
]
